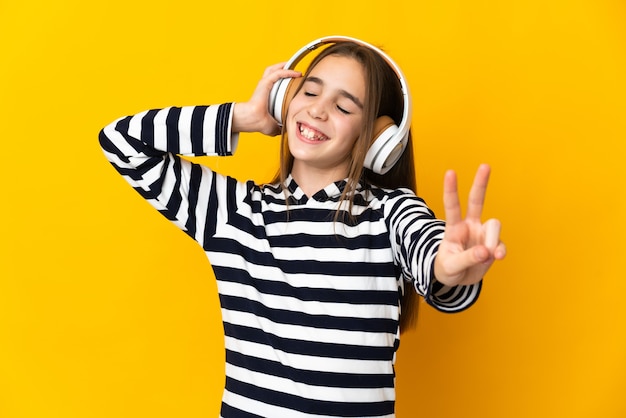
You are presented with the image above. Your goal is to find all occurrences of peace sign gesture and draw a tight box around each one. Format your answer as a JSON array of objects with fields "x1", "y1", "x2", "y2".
[{"x1": 434, "y1": 164, "x2": 507, "y2": 287}]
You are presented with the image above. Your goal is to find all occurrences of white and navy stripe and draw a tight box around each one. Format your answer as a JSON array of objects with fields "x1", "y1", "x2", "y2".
[{"x1": 99, "y1": 105, "x2": 481, "y2": 417}]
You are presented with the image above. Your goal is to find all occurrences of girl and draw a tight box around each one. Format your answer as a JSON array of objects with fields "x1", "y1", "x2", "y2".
[{"x1": 99, "y1": 38, "x2": 505, "y2": 418}]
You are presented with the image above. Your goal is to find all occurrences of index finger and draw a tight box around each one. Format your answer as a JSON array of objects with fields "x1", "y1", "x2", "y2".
[
  {"x1": 263, "y1": 62, "x2": 302, "y2": 79},
  {"x1": 466, "y1": 164, "x2": 491, "y2": 220},
  {"x1": 443, "y1": 169, "x2": 463, "y2": 225},
  {"x1": 263, "y1": 62, "x2": 288, "y2": 76}
]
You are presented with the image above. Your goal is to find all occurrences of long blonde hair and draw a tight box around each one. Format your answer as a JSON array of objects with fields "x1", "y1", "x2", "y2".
[{"x1": 271, "y1": 41, "x2": 419, "y2": 331}]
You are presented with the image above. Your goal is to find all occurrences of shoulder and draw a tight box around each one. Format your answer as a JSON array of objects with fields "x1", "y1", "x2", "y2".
[
  {"x1": 364, "y1": 185, "x2": 436, "y2": 222},
  {"x1": 366, "y1": 184, "x2": 427, "y2": 206}
]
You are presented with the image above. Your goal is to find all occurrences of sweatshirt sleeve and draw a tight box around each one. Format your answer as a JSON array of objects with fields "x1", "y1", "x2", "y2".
[
  {"x1": 98, "y1": 104, "x2": 239, "y2": 247},
  {"x1": 385, "y1": 190, "x2": 482, "y2": 313}
]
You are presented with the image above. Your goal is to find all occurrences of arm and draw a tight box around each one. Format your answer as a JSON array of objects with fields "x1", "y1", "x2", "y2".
[
  {"x1": 98, "y1": 64, "x2": 301, "y2": 246},
  {"x1": 391, "y1": 165, "x2": 506, "y2": 312},
  {"x1": 98, "y1": 104, "x2": 239, "y2": 245},
  {"x1": 386, "y1": 193, "x2": 482, "y2": 313}
]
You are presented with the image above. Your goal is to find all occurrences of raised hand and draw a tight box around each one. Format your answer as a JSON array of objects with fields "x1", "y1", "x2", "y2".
[
  {"x1": 434, "y1": 164, "x2": 507, "y2": 287},
  {"x1": 232, "y1": 63, "x2": 302, "y2": 136}
]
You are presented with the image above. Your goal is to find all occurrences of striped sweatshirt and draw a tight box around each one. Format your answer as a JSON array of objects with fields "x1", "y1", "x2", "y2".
[{"x1": 99, "y1": 104, "x2": 481, "y2": 418}]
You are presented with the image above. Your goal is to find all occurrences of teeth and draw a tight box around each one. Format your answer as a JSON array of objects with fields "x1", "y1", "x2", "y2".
[{"x1": 299, "y1": 125, "x2": 327, "y2": 141}]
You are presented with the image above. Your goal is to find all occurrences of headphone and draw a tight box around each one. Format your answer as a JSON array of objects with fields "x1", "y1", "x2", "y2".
[{"x1": 268, "y1": 36, "x2": 412, "y2": 175}]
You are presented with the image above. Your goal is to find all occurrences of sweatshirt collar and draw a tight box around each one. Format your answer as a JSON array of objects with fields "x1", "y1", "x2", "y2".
[{"x1": 284, "y1": 174, "x2": 350, "y2": 203}]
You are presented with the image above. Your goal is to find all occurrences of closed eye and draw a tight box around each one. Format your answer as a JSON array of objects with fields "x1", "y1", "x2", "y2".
[{"x1": 337, "y1": 105, "x2": 350, "y2": 115}]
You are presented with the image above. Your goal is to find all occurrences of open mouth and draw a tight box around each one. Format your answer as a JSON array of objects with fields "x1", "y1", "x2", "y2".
[{"x1": 298, "y1": 123, "x2": 329, "y2": 141}]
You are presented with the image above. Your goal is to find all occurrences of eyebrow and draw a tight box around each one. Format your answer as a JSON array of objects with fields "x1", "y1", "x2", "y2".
[{"x1": 305, "y1": 76, "x2": 364, "y2": 109}]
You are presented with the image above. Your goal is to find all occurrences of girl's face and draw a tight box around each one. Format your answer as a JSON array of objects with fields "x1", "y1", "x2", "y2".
[{"x1": 286, "y1": 54, "x2": 366, "y2": 177}]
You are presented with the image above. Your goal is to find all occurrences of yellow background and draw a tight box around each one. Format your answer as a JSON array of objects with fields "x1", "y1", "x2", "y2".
[{"x1": 1, "y1": 0, "x2": 625, "y2": 417}]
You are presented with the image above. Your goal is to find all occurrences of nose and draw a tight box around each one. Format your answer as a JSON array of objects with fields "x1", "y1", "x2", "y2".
[{"x1": 307, "y1": 98, "x2": 328, "y2": 120}]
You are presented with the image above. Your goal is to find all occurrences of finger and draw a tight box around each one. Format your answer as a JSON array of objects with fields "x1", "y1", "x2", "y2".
[
  {"x1": 442, "y1": 245, "x2": 492, "y2": 279},
  {"x1": 483, "y1": 218, "x2": 501, "y2": 251},
  {"x1": 260, "y1": 70, "x2": 302, "y2": 98},
  {"x1": 253, "y1": 67, "x2": 302, "y2": 103},
  {"x1": 443, "y1": 169, "x2": 462, "y2": 225},
  {"x1": 466, "y1": 164, "x2": 491, "y2": 220},
  {"x1": 272, "y1": 69, "x2": 302, "y2": 81},
  {"x1": 495, "y1": 242, "x2": 507, "y2": 260},
  {"x1": 263, "y1": 62, "x2": 289, "y2": 76},
  {"x1": 263, "y1": 63, "x2": 302, "y2": 80}
]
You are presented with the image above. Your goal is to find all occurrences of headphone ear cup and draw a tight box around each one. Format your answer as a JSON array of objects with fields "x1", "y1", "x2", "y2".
[
  {"x1": 365, "y1": 116, "x2": 405, "y2": 175},
  {"x1": 280, "y1": 77, "x2": 303, "y2": 124},
  {"x1": 372, "y1": 115, "x2": 396, "y2": 140},
  {"x1": 268, "y1": 77, "x2": 303, "y2": 125},
  {"x1": 268, "y1": 77, "x2": 290, "y2": 124}
]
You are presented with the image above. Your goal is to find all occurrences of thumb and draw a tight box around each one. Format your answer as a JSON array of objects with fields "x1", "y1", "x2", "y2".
[{"x1": 436, "y1": 245, "x2": 491, "y2": 285}]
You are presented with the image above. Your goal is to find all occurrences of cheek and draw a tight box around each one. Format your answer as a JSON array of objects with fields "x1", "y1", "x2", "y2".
[
  {"x1": 286, "y1": 95, "x2": 303, "y2": 117},
  {"x1": 336, "y1": 127, "x2": 361, "y2": 156},
  {"x1": 341, "y1": 121, "x2": 364, "y2": 155},
  {"x1": 343, "y1": 119, "x2": 362, "y2": 142},
  {"x1": 284, "y1": 99, "x2": 302, "y2": 131}
]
